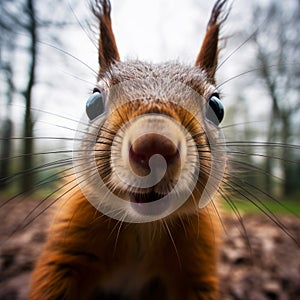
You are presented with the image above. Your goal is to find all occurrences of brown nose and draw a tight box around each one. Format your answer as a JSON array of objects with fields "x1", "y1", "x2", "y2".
[{"x1": 129, "y1": 133, "x2": 179, "y2": 172}]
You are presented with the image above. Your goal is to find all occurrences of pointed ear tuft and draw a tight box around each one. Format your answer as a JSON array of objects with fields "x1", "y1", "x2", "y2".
[
  {"x1": 195, "y1": 0, "x2": 230, "y2": 83},
  {"x1": 93, "y1": 0, "x2": 120, "y2": 76}
]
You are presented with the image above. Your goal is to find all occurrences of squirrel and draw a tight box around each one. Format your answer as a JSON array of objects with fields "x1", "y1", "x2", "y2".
[{"x1": 29, "y1": 0, "x2": 229, "y2": 299}]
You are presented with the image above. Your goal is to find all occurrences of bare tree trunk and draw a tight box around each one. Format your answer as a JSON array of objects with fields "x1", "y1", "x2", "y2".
[
  {"x1": 20, "y1": 0, "x2": 37, "y2": 194},
  {"x1": 0, "y1": 63, "x2": 14, "y2": 190},
  {"x1": 265, "y1": 99, "x2": 280, "y2": 196},
  {"x1": 0, "y1": 119, "x2": 13, "y2": 189},
  {"x1": 259, "y1": 54, "x2": 281, "y2": 196},
  {"x1": 264, "y1": 132, "x2": 274, "y2": 196},
  {"x1": 252, "y1": 0, "x2": 300, "y2": 199},
  {"x1": 281, "y1": 115, "x2": 293, "y2": 197}
]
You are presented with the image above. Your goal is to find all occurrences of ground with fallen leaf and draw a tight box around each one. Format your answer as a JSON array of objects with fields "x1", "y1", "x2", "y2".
[{"x1": 1, "y1": 198, "x2": 300, "y2": 300}]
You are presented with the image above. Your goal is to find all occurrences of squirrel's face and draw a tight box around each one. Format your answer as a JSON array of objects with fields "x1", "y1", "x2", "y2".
[
  {"x1": 73, "y1": 0, "x2": 228, "y2": 223},
  {"x1": 74, "y1": 62, "x2": 226, "y2": 222}
]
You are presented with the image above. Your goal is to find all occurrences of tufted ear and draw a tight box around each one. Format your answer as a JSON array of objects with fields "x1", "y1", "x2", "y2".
[
  {"x1": 195, "y1": 0, "x2": 229, "y2": 83},
  {"x1": 93, "y1": 0, "x2": 120, "y2": 76}
]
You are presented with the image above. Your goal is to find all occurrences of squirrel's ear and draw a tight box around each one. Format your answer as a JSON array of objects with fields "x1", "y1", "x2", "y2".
[
  {"x1": 195, "y1": 0, "x2": 229, "y2": 83},
  {"x1": 93, "y1": 0, "x2": 120, "y2": 76}
]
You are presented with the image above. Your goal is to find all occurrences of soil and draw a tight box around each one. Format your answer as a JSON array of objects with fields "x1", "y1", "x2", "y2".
[{"x1": 0, "y1": 198, "x2": 300, "y2": 300}]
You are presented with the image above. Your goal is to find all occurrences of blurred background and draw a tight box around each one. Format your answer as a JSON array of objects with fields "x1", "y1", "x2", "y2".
[
  {"x1": 0, "y1": 0, "x2": 299, "y2": 208},
  {"x1": 0, "y1": 1, "x2": 300, "y2": 299}
]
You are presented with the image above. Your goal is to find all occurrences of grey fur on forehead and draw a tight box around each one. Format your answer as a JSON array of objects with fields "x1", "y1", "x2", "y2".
[{"x1": 102, "y1": 60, "x2": 214, "y2": 98}]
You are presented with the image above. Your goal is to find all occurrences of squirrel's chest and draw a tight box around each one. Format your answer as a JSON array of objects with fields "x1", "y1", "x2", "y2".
[
  {"x1": 95, "y1": 236, "x2": 171, "y2": 299},
  {"x1": 96, "y1": 262, "x2": 167, "y2": 299},
  {"x1": 95, "y1": 250, "x2": 168, "y2": 300}
]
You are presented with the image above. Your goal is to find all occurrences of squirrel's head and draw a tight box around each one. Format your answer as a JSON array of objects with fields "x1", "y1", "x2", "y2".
[{"x1": 73, "y1": 0, "x2": 228, "y2": 223}]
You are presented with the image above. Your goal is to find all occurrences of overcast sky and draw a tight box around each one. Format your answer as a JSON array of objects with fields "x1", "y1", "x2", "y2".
[
  {"x1": 2, "y1": 0, "x2": 268, "y2": 143},
  {"x1": 54, "y1": 0, "x2": 254, "y2": 114}
]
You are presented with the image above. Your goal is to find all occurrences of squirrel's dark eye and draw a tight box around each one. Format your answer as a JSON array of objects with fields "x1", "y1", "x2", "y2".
[
  {"x1": 206, "y1": 95, "x2": 224, "y2": 125},
  {"x1": 86, "y1": 91, "x2": 105, "y2": 121}
]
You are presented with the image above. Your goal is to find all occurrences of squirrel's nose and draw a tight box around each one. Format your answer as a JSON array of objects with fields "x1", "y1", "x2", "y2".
[{"x1": 129, "y1": 133, "x2": 180, "y2": 172}]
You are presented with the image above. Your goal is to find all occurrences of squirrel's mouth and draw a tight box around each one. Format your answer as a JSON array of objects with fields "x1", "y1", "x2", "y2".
[
  {"x1": 128, "y1": 189, "x2": 171, "y2": 215},
  {"x1": 129, "y1": 190, "x2": 164, "y2": 204}
]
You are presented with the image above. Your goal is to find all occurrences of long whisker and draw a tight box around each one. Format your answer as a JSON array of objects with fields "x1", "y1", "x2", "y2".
[
  {"x1": 38, "y1": 39, "x2": 98, "y2": 76},
  {"x1": 67, "y1": 0, "x2": 98, "y2": 50},
  {"x1": 7, "y1": 156, "x2": 111, "y2": 236},
  {"x1": 221, "y1": 189, "x2": 253, "y2": 258},
  {"x1": 224, "y1": 178, "x2": 300, "y2": 247}
]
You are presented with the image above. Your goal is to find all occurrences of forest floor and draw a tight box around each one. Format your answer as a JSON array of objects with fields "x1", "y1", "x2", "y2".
[{"x1": 0, "y1": 198, "x2": 300, "y2": 300}]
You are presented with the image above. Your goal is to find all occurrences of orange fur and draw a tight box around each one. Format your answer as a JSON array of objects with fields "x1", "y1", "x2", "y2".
[
  {"x1": 29, "y1": 187, "x2": 220, "y2": 299},
  {"x1": 29, "y1": 0, "x2": 228, "y2": 298}
]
